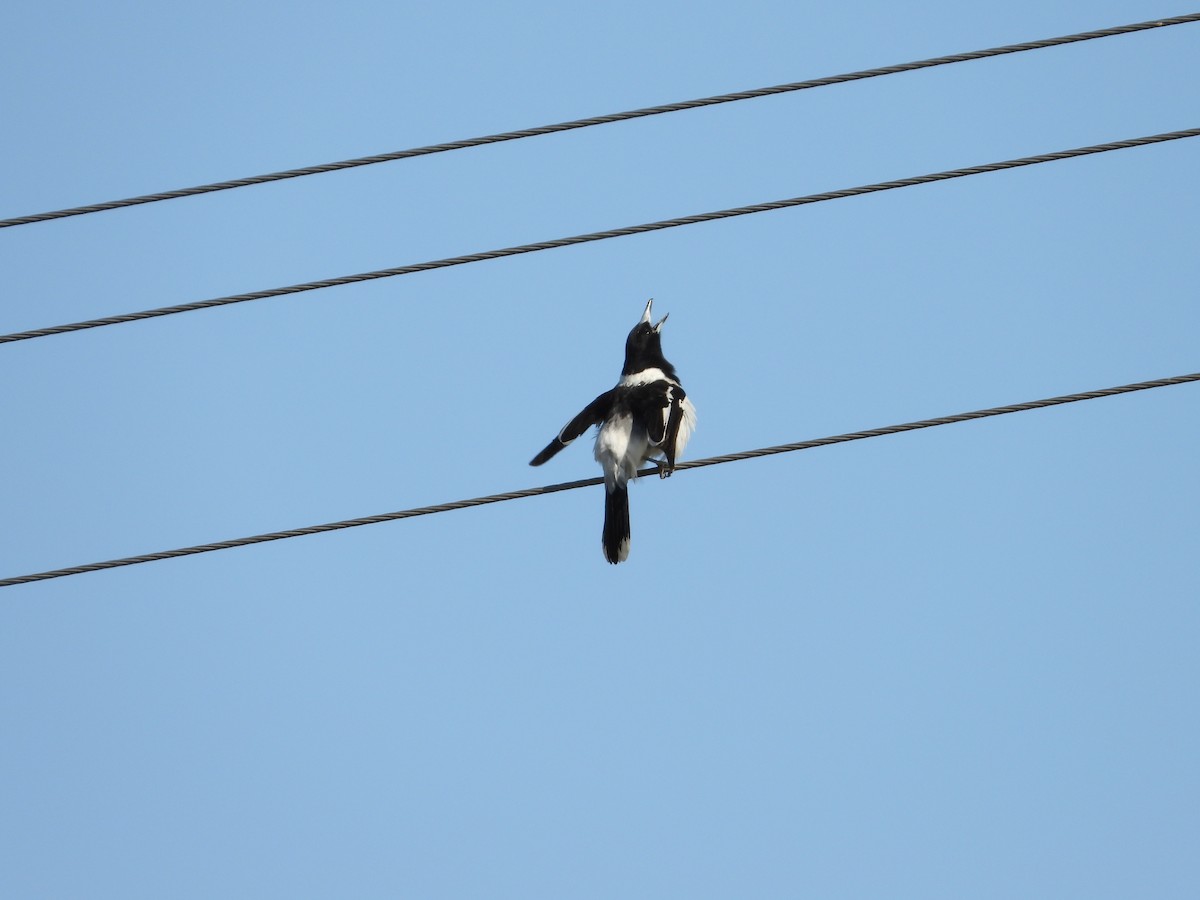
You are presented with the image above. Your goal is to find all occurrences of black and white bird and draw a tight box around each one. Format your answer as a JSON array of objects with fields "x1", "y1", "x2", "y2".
[{"x1": 530, "y1": 298, "x2": 697, "y2": 564}]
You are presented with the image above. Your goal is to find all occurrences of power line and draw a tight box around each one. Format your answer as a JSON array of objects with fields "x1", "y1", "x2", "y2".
[
  {"x1": 3, "y1": 126, "x2": 1197, "y2": 347},
  {"x1": 2, "y1": 13, "x2": 1198, "y2": 230},
  {"x1": 2, "y1": 371, "x2": 1195, "y2": 589}
]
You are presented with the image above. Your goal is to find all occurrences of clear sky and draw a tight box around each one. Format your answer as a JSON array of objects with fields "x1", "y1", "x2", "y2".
[{"x1": 2, "y1": 1, "x2": 1197, "y2": 897}]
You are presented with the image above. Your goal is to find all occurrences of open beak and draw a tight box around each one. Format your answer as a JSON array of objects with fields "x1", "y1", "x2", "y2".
[{"x1": 640, "y1": 298, "x2": 669, "y2": 332}]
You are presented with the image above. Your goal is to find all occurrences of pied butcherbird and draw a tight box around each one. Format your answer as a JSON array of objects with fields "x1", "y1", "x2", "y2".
[{"x1": 530, "y1": 299, "x2": 696, "y2": 564}]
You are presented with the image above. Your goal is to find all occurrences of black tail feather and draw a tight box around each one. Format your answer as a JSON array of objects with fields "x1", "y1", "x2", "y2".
[{"x1": 602, "y1": 486, "x2": 631, "y2": 564}]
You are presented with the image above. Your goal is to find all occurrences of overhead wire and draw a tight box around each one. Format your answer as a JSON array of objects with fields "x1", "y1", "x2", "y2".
[
  {"x1": 2, "y1": 13, "x2": 1198, "y2": 229},
  {"x1": 2, "y1": 126, "x2": 1197, "y2": 346},
  {"x1": 2, "y1": 371, "x2": 1196, "y2": 589}
]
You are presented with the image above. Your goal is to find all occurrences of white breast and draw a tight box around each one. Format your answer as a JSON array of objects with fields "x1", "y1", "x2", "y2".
[{"x1": 595, "y1": 412, "x2": 650, "y2": 489}]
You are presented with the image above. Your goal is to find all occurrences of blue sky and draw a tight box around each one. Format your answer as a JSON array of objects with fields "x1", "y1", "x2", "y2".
[{"x1": 2, "y1": 1, "x2": 1197, "y2": 897}]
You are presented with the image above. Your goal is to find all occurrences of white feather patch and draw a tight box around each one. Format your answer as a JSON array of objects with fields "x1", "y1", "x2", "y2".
[
  {"x1": 619, "y1": 368, "x2": 669, "y2": 388},
  {"x1": 595, "y1": 412, "x2": 649, "y2": 488},
  {"x1": 674, "y1": 396, "x2": 697, "y2": 459},
  {"x1": 595, "y1": 412, "x2": 652, "y2": 489}
]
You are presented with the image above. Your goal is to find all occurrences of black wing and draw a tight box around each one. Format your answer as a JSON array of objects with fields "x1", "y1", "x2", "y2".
[
  {"x1": 530, "y1": 389, "x2": 615, "y2": 466},
  {"x1": 628, "y1": 380, "x2": 688, "y2": 472}
]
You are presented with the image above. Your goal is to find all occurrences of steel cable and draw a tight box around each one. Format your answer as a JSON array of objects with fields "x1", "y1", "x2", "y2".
[
  {"x1": 2, "y1": 13, "x2": 1198, "y2": 229},
  {"x1": 3, "y1": 126, "x2": 1197, "y2": 346},
  {"x1": 2, "y1": 371, "x2": 1196, "y2": 589}
]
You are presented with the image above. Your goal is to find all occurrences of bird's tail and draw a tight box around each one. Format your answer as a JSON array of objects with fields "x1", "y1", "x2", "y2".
[{"x1": 602, "y1": 485, "x2": 631, "y2": 564}]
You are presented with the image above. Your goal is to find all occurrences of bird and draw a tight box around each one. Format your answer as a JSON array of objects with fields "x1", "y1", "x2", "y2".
[{"x1": 530, "y1": 298, "x2": 696, "y2": 564}]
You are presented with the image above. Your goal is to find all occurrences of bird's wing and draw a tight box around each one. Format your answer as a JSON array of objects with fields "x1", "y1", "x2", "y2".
[
  {"x1": 629, "y1": 380, "x2": 688, "y2": 471},
  {"x1": 529, "y1": 389, "x2": 615, "y2": 466}
]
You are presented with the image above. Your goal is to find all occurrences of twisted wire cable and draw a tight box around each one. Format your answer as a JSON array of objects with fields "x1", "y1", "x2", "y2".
[
  {"x1": 3, "y1": 126, "x2": 1197, "y2": 346},
  {"x1": 3, "y1": 371, "x2": 1196, "y2": 589},
  {"x1": 2, "y1": 13, "x2": 1197, "y2": 229}
]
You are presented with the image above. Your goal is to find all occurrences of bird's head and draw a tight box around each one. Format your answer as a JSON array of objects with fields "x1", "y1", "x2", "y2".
[{"x1": 623, "y1": 298, "x2": 673, "y2": 375}]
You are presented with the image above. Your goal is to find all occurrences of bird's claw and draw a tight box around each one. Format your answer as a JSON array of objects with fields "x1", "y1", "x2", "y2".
[{"x1": 656, "y1": 460, "x2": 674, "y2": 479}]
